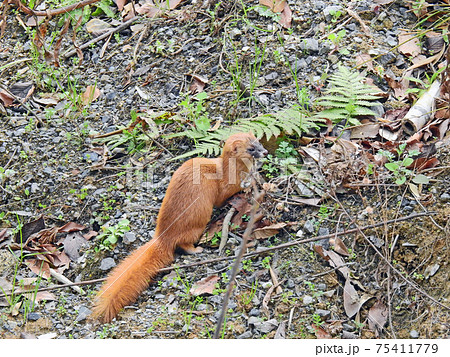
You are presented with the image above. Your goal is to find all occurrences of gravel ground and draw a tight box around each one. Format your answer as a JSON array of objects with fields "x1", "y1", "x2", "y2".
[{"x1": 0, "y1": 0, "x2": 449, "y2": 339}]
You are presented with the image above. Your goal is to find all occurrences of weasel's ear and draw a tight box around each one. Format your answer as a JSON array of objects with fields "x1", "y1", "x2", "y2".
[{"x1": 232, "y1": 140, "x2": 243, "y2": 153}]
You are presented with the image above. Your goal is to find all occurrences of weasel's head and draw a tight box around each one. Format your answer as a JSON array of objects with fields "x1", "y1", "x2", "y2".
[{"x1": 224, "y1": 132, "x2": 268, "y2": 160}]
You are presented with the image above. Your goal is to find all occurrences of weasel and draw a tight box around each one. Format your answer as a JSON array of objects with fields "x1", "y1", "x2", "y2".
[{"x1": 92, "y1": 132, "x2": 267, "y2": 323}]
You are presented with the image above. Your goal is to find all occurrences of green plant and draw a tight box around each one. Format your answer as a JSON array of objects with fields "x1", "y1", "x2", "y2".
[
  {"x1": 180, "y1": 92, "x2": 210, "y2": 132},
  {"x1": 241, "y1": 280, "x2": 258, "y2": 305},
  {"x1": 314, "y1": 65, "x2": 377, "y2": 126},
  {"x1": 405, "y1": 66, "x2": 446, "y2": 97},
  {"x1": 96, "y1": 219, "x2": 130, "y2": 248},
  {"x1": 261, "y1": 256, "x2": 271, "y2": 270},
  {"x1": 167, "y1": 106, "x2": 322, "y2": 160},
  {"x1": 312, "y1": 313, "x2": 324, "y2": 326},
  {"x1": 378, "y1": 143, "x2": 429, "y2": 185},
  {"x1": 327, "y1": 29, "x2": 349, "y2": 55}
]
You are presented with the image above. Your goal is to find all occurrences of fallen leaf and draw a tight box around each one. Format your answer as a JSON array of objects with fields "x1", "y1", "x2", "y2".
[
  {"x1": 81, "y1": 85, "x2": 101, "y2": 106},
  {"x1": 83, "y1": 230, "x2": 98, "y2": 240},
  {"x1": 117, "y1": 0, "x2": 127, "y2": 11},
  {"x1": 398, "y1": 31, "x2": 421, "y2": 57},
  {"x1": 368, "y1": 300, "x2": 387, "y2": 336},
  {"x1": 190, "y1": 275, "x2": 220, "y2": 296},
  {"x1": 252, "y1": 222, "x2": 287, "y2": 239},
  {"x1": 331, "y1": 237, "x2": 349, "y2": 256},
  {"x1": 0, "y1": 89, "x2": 14, "y2": 106},
  {"x1": 343, "y1": 279, "x2": 373, "y2": 318},
  {"x1": 58, "y1": 222, "x2": 86, "y2": 233},
  {"x1": 356, "y1": 53, "x2": 374, "y2": 71},
  {"x1": 274, "y1": 321, "x2": 286, "y2": 339},
  {"x1": 15, "y1": 216, "x2": 46, "y2": 243},
  {"x1": 312, "y1": 324, "x2": 332, "y2": 338},
  {"x1": 259, "y1": 0, "x2": 286, "y2": 13},
  {"x1": 279, "y1": 3, "x2": 292, "y2": 29},
  {"x1": 350, "y1": 123, "x2": 380, "y2": 139},
  {"x1": 85, "y1": 19, "x2": 112, "y2": 36}
]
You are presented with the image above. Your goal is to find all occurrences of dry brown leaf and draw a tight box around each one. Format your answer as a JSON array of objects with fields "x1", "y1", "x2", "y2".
[
  {"x1": 188, "y1": 74, "x2": 208, "y2": 94},
  {"x1": 0, "y1": 90, "x2": 14, "y2": 107},
  {"x1": 58, "y1": 222, "x2": 86, "y2": 233},
  {"x1": 368, "y1": 300, "x2": 387, "y2": 336},
  {"x1": 350, "y1": 123, "x2": 380, "y2": 139},
  {"x1": 343, "y1": 279, "x2": 373, "y2": 318},
  {"x1": 355, "y1": 53, "x2": 374, "y2": 71},
  {"x1": 81, "y1": 85, "x2": 101, "y2": 106},
  {"x1": 259, "y1": 0, "x2": 286, "y2": 13},
  {"x1": 398, "y1": 31, "x2": 421, "y2": 57},
  {"x1": 117, "y1": 0, "x2": 127, "y2": 11},
  {"x1": 331, "y1": 237, "x2": 349, "y2": 256},
  {"x1": 190, "y1": 275, "x2": 220, "y2": 296},
  {"x1": 252, "y1": 222, "x2": 287, "y2": 239},
  {"x1": 279, "y1": 3, "x2": 292, "y2": 29},
  {"x1": 312, "y1": 324, "x2": 332, "y2": 339},
  {"x1": 83, "y1": 230, "x2": 98, "y2": 240}
]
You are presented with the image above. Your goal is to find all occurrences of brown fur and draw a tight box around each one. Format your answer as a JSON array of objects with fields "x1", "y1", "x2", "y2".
[{"x1": 92, "y1": 132, "x2": 267, "y2": 323}]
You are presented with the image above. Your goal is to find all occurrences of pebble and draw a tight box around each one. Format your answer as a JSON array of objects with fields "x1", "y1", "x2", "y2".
[
  {"x1": 99, "y1": 257, "x2": 116, "y2": 271},
  {"x1": 299, "y1": 38, "x2": 319, "y2": 53},
  {"x1": 123, "y1": 232, "x2": 136, "y2": 244},
  {"x1": 27, "y1": 313, "x2": 40, "y2": 321},
  {"x1": 303, "y1": 295, "x2": 314, "y2": 305},
  {"x1": 260, "y1": 318, "x2": 278, "y2": 334},
  {"x1": 440, "y1": 193, "x2": 450, "y2": 202},
  {"x1": 304, "y1": 220, "x2": 315, "y2": 234},
  {"x1": 410, "y1": 330, "x2": 419, "y2": 338},
  {"x1": 237, "y1": 331, "x2": 252, "y2": 339},
  {"x1": 76, "y1": 306, "x2": 91, "y2": 322},
  {"x1": 249, "y1": 308, "x2": 260, "y2": 317},
  {"x1": 315, "y1": 309, "x2": 331, "y2": 320}
]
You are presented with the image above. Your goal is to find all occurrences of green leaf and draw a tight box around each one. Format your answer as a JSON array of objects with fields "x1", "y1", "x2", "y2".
[
  {"x1": 385, "y1": 162, "x2": 399, "y2": 172},
  {"x1": 195, "y1": 116, "x2": 210, "y2": 131},
  {"x1": 412, "y1": 174, "x2": 430, "y2": 184},
  {"x1": 402, "y1": 157, "x2": 414, "y2": 167}
]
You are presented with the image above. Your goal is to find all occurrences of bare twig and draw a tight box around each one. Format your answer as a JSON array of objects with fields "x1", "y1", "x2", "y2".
[
  {"x1": 213, "y1": 185, "x2": 263, "y2": 339},
  {"x1": 63, "y1": 16, "x2": 140, "y2": 59},
  {"x1": 219, "y1": 207, "x2": 235, "y2": 255},
  {"x1": 12, "y1": 0, "x2": 101, "y2": 17}
]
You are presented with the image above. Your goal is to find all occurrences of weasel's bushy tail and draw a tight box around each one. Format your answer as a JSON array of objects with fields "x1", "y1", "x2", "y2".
[{"x1": 92, "y1": 239, "x2": 173, "y2": 323}]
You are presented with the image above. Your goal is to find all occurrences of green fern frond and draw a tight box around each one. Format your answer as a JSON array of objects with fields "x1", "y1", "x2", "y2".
[
  {"x1": 167, "y1": 105, "x2": 323, "y2": 161},
  {"x1": 314, "y1": 65, "x2": 378, "y2": 124}
]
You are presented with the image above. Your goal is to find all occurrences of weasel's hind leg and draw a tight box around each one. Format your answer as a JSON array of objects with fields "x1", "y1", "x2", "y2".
[{"x1": 178, "y1": 243, "x2": 203, "y2": 254}]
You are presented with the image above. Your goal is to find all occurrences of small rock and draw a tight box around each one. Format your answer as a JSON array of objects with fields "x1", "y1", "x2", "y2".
[
  {"x1": 123, "y1": 232, "x2": 136, "y2": 244},
  {"x1": 303, "y1": 295, "x2": 314, "y2": 305},
  {"x1": 440, "y1": 193, "x2": 450, "y2": 202},
  {"x1": 318, "y1": 227, "x2": 329, "y2": 236},
  {"x1": 249, "y1": 308, "x2": 260, "y2": 317},
  {"x1": 99, "y1": 257, "x2": 116, "y2": 271},
  {"x1": 286, "y1": 279, "x2": 295, "y2": 289},
  {"x1": 30, "y1": 182, "x2": 40, "y2": 194},
  {"x1": 248, "y1": 316, "x2": 262, "y2": 328},
  {"x1": 315, "y1": 309, "x2": 331, "y2": 320},
  {"x1": 27, "y1": 312, "x2": 40, "y2": 321},
  {"x1": 343, "y1": 323, "x2": 355, "y2": 332},
  {"x1": 82, "y1": 151, "x2": 99, "y2": 162},
  {"x1": 260, "y1": 318, "x2": 278, "y2": 334},
  {"x1": 342, "y1": 331, "x2": 358, "y2": 339},
  {"x1": 237, "y1": 331, "x2": 252, "y2": 339},
  {"x1": 265, "y1": 72, "x2": 278, "y2": 80},
  {"x1": 410, "y1": 330, "x2": 419, "y2": 338},
  {"x1": 304, "y1": 220, "x2": 315, "y2": 234},
  {"x1": 76, "y1": 306, "x2": 91, "y2": 322},
  {"x1": 299, "y1": 38, "x2": 319, "y2": 53}
]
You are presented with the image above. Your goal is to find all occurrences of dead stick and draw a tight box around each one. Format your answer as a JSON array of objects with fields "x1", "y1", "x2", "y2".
[
  {"x1": 0, "y1": 211, "x2": 436, "y2": 298},
  {"x1": 12, "y1": 0, "x2": 101, "y2": 17},
  {"x1": 62, "y1": 16, "x2": 139, "y2": 59},
  {"x1": 213, "y1": 185, "x2": 263, "y2": 339}
]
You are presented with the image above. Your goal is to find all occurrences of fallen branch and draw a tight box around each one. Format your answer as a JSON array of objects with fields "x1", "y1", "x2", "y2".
[
  {"x1": 213, "y1": 184, "x2": 263, "y2": 339},
  {"x1": 63, "y1": 16, "x2": 140, "y2": 59},
  {"x1": 12, "y1": 0, "x2": 101, "y2": 17}
]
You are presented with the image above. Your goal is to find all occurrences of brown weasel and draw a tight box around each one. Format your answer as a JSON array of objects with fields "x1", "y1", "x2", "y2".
[{"x1": 92, "y1": 132, "x2": 267, "y2": 323}]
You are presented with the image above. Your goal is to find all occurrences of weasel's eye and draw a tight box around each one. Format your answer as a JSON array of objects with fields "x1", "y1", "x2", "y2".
[{"x1": 248, "y1": 146, "x2": 255, "y2": 153}]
